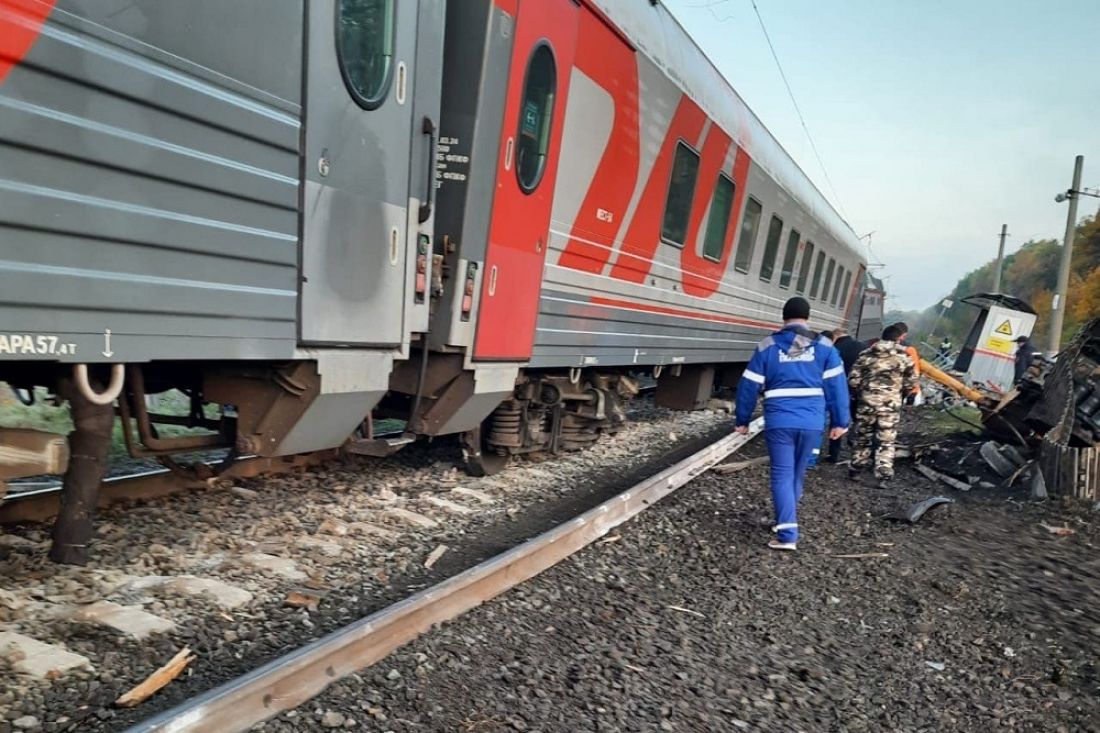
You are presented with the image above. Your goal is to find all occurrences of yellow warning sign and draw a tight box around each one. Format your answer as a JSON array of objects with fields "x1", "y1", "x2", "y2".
[{"x1": 994, "y1": 319, "x2": 1014, "y2": 336}]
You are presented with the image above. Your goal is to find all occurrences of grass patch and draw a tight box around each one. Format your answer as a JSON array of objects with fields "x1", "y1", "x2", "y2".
[
  {"x1": 0, "y1": 384, "x2": 222, "y2": 460},
  {"x1": 920, "y1": 405, "x2": 984, "y2": 437}
]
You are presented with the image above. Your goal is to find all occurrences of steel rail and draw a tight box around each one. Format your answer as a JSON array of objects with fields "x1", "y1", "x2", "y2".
[
  {"x1": 0, "y1": 451, "x2": 339, "y2": 525},
  {"x1": 125, "y1": 418, "x2": 764, "y2": 733}
]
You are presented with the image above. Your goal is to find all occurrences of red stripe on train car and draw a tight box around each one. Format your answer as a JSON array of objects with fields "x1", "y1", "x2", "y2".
[
  {"x1": 557, "y1": 6, "x2": 640, "y2": 274},
  {"x1": 608, "y1": 95, "x2": 707, "y2": 283},
  {"x1": 589, "y1": 296, "x2": 780, "y2": 332},
  {"x1": 0, "y1": 0, "x2": 56, "y2": 86}
]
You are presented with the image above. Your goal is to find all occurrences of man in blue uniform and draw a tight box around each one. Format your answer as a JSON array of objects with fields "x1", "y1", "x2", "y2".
[{"x1": 735, "y1": 297, "x2": 850, "y2": 551}]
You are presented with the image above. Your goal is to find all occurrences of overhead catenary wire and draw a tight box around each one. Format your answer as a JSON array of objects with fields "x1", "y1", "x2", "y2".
[{"x1": 747, "y1": 0, "x2": 849, "y2": 224}]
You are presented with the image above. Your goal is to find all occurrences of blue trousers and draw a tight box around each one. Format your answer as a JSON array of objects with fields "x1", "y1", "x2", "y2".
[{"x1": 765, "y1": 428, "x2": 823, "y2": 543}]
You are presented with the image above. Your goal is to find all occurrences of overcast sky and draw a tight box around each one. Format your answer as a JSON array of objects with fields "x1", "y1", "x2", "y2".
[{"x1": 664, "y1": 0, "x2": 1100, "y2": 311}]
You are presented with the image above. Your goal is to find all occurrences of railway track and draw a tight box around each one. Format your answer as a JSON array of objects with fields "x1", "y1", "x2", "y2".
[
  {"x1": 122, "y1": 418, "x2": 762, "y2": 733},
  {"x1": 0, "y1": 451, "x2": 339, "y2": 525}
]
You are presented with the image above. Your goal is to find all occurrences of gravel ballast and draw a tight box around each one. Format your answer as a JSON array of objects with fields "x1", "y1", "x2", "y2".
[
  {"x1": 254, "y1": 428, "x2": 1100, "y2": 732},
  {"x1": 0, "y1": 400, "x2": 735, "y2": 731}
]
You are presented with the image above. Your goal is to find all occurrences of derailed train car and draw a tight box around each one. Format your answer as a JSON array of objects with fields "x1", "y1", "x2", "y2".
[{"x1": 0, "y1": 1, "x2": 874, "y2": 488}]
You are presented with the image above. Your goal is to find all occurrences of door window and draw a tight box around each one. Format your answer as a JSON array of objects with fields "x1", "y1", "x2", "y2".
[
  {"x1": 516, "y1": 44, "x2": 557, "y2": 193},
  {"x1": 337, "y1": 0, "x2": 396, "y2": 109}
]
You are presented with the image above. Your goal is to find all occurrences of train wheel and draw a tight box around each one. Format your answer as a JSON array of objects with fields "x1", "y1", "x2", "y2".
[{"x1": 460, "y1": 425, "x2": 510, "y2": 477}]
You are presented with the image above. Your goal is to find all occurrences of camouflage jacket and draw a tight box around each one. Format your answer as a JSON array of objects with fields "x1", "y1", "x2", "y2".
[{"x1": 848, "y1": 340, "x2": 918, "y2": 408}]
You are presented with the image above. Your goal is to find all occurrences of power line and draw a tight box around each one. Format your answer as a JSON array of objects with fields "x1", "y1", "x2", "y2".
[{"x1": 748, "y1": 0, "x2": 849, "y2": 223}]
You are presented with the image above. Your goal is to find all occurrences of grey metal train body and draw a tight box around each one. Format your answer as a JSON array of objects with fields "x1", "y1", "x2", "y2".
[{"x1": 0, "y1": 0, "x2": 874, "y2": 481}]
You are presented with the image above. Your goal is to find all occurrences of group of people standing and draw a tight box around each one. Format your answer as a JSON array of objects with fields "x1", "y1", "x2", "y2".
[{"x1": 734, "y1": 297, "x2": 918, "y2": 551}]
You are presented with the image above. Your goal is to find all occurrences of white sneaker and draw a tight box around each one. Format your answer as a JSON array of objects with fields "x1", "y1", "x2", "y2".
[{"x1": 768, "y1": 539, "x2": 797, "y2": 551}]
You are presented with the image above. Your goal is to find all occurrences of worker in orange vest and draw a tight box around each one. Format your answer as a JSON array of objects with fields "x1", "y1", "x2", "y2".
[{"x1": 893, "y1": 322, "x2": 922, "y2": 405}]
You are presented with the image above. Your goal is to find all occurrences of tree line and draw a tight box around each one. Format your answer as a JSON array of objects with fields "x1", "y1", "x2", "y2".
[{"x1": 885, "y1": 210, "x2": 1100, "y2": 351}]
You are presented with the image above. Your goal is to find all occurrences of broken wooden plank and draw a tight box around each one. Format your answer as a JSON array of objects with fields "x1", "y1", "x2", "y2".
[
  {"x1": 1038, "y1": 522, "x2": 1075, "y2": 537},
  {"x1": 285, "y1": 589, "x2": 325, "y2": 611},
  {"x1": 913, "y1": 463, "x2": 972, "y2": 492},
  {"x1": 424, "y1": 544, "x2": 448, "y2": 570},
  {"x1": 115, "y1": 647, "x2": 195, "y2": 708},
  {"x1": 710, "y1": 455, "x2": 769, "y2": 474}
]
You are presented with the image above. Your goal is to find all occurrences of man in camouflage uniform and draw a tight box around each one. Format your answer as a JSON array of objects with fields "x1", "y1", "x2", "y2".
[{"x1": 847, "y1": 324, "x2": 918, "y2": 487}]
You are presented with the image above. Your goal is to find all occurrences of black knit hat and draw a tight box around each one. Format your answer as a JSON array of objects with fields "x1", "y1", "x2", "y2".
[{"x1": 782, "y1": 296, "x2": 811, "y2": 321}]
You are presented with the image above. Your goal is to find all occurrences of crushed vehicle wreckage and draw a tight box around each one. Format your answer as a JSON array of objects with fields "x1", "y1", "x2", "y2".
[{"x1": 915, "y1": 317, "x2": 1100, "y2": 500}]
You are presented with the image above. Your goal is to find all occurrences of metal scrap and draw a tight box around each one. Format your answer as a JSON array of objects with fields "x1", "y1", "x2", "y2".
[
  {"x1": 979, "y1": 442, "x2": 1017, "y2": 477},
  {"x1": 884, "y1": 496, "x2": 954, "y2": 524}
]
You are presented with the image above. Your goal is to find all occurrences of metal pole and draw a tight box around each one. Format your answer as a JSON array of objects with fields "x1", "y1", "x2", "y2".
[
  {"x1": 1049, "y1": 155, "x2": 1084, "y2": 355},
  {"x1": 992, "y1": 223, "x2": 1007, "y2": 293}
]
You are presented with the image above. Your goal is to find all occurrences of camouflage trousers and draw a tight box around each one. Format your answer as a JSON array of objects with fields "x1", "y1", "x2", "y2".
[{"x1": 850, "y1": 401, "x2": 902, "y2": 479}]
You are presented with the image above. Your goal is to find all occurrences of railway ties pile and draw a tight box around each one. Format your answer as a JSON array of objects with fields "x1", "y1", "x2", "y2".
[{"x1": 0, "y1": 402, "x2": 734, "y2": 732}]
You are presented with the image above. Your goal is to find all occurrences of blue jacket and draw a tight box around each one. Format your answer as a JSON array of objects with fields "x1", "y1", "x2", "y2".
[{"x1": 735, "y1": 324, "x2": 851, "y2": 431}]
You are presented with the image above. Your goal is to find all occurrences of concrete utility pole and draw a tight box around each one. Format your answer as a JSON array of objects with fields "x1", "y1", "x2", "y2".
[
  {"x1": 1049, "y1": 155, "x2": 1084, "y2": 355},
  {"x1": 992, "y1": 224, "x2": 1008, "y2": 293}
]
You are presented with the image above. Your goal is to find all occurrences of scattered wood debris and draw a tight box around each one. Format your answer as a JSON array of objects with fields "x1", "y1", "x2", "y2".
[
  {"x1": 913, "y1": 463, "x2": 972, "y2": 492},
  {"x1": 1038, "y1": 523, "x2": 1076, "y2": 537},
  {"x1": 424, "y1": 544, "x2": 449, "y2": 569},
  {"x1": 229, "y1": 486, "x2": 259, "y2": 500},
  {"x1": 115, "y1": 647, "x2": 195, "y2": 708},
  {"x1": 285, "y1": 589, "x2": 325, "y2": 611},
  {"x1": 667, "y1": 605, "x2": 706, "y2": 618},
  {"x1": 711, "y1": 456, "x2": 769, "y2": 474},
  {"x1": 833, "y1": 553, "x2": 890, "y2": 559}
]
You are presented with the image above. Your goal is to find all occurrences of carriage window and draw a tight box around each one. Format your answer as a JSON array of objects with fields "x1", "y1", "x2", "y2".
[
  {"x1": 778, "y1": 229, "x2": 800, "y2": 289},
  {"x1": 702, "y1": 173, "x2": 735, "y2": 260},
  {"x1": 832, "y1": 266, "x2": 845, "y2": 306},
  {"x1": 822, "y1": 258, "x2": 836, "y2": 305},
  {"x1": 733, "y1": 197, "x2": 763, "y2": 273},
  {"x1": 337, "y1": 0, "x2": 396, "y2": 109},
  {"x1": 840, "y1": 270, "x2": 853, "y2": 308},
  {"x1": 516, "y1": 44, "x2": 557, "y2": 193},
  {"x1": 796, "y1": 241, "x2": 814, "y2": 293},
  {"x1": 758, "y1": 215, "x2": 784, "y2": 282},
  {"x1": 661, "y1": 142, "x2": 701, "y2": 245},
  {"x1": 809, "y1": 251, "x2": 826, "y2": 299}
]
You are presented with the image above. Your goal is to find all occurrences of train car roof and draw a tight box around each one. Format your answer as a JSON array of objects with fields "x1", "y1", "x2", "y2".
[{"x1": 590, "y1": 0, "x2": 865, "y2": 263}]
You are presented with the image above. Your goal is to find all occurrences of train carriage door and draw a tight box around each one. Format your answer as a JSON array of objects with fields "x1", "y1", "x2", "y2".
[
  {"x1": 473, "y1": 0, "x2": 580, "y2": 360},
  {"x1": 300, "y1": 0, "x2": 426, "y2": 345}
]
